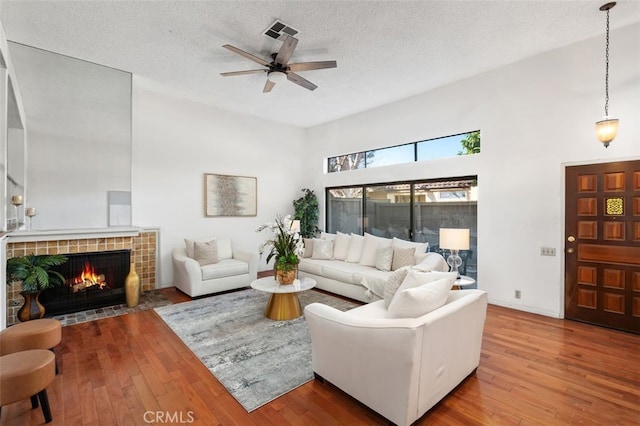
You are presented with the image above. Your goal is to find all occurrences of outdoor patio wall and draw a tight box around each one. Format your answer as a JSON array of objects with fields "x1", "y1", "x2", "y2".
[
  {"x1": 131, "y1": 77, "x2": 307, "y2": 287},
  {"x1": 304, "y1": 23, "x2": 640, "y2": 318}
]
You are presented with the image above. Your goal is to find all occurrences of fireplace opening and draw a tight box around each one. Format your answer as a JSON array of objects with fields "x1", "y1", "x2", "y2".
[{"x1": 40, "y1": 250, "x2": 131, "y2": 316}]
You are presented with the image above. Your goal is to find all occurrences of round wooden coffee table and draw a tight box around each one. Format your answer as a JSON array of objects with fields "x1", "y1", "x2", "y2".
[{"x1": 250, "y1": 276, "x2": 316, "y2": 321}]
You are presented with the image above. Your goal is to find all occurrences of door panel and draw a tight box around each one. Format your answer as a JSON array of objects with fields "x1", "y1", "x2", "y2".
[{"x1": 565, "y1": 160, "x2": 640, "y2": 334}]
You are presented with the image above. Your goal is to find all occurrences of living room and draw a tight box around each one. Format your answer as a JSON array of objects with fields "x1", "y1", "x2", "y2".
[{"x1": 0, "y1": 1, "x2": 639, "y2": 425}]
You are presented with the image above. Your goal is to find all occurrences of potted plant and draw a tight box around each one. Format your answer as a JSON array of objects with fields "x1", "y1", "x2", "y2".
[
  {"x1": 257, "y1": 215, "x2": 304, "y2": 284},
  {"x1": 293, "y1": 188, "x2": 320, "y2": 238},
  {"x1": 6, "y1": 254, "x2": 68, "y2": 321}
]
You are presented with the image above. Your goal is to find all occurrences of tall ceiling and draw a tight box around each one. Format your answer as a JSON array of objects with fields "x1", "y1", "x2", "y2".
[{"x1": 1, "y1": 1, "x2": 639, "y2": 128}]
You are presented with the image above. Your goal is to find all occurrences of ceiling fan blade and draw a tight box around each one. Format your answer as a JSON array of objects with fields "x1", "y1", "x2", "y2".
[
  {"x1": 287, "y1": 72, "x2": 317, "y2": 91},
  {"x1": 288, "y1": 61, "x2": 337, "y2": 72},
  {"x1": 220, "y1": 69, "x2": 266, "y2": 77},
  {"x1": 222, "y1": 44, "x2": 270, "y2": 67},
  {"x1": 263, "y1": 79, "x2": 276, "y2": 93},
  {"x1": 274, "y1": 35, "x2": 299, "y2": 66}
]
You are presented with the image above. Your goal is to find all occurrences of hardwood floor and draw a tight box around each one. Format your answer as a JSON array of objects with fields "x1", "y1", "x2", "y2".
[{"x1": 2, "y1": 288, "x2": 639, "y2": 425}]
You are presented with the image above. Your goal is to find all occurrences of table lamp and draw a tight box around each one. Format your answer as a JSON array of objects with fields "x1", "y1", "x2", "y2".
[{"x1": 439, "y1": 228, "x2": 470, "y2": 278}]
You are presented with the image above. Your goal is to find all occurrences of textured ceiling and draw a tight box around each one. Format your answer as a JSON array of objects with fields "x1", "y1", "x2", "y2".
[{"x1": 1, "y1": 0, "x2": 639, "y2": 128}]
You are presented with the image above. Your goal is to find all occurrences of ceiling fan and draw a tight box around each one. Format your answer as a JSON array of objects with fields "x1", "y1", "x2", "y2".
[{"x1": 220, "y1": 35, "x2": 337, "y2": 93}]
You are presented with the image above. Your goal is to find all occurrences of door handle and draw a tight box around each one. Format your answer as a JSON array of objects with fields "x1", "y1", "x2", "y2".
[
  {"x1": 567, "y1": 248, "x2": 575, "y2": 254},
  {"x1": 567, "y1": 236, "x2": 576, "y2": 243}
]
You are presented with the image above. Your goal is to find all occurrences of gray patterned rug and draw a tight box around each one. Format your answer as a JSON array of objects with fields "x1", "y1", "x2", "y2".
[{"x1": 154, "y1": 288, "x2": 358, "y2": 412}]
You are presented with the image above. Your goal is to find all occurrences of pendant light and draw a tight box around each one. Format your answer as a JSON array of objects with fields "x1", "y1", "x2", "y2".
[{"x1": 595, "y1": 2, "x2": 619, "y2": 148}]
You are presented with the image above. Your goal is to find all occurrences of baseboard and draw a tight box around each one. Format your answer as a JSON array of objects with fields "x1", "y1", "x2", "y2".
[{"x1": 488, "y1": 299, "x2": 561, "y2": 319}]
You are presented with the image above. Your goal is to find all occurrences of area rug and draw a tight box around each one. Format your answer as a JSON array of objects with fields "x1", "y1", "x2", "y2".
[{"x1": 154, "y1": 288, "x2": 358, "y2": 412}]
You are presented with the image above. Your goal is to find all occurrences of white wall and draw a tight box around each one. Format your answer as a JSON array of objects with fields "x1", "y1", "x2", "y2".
[
  {"x1": 10, "y1": 43, "x2": 132, "y2": 230},
  {"x1": 306, "y1": 23, "x2": 640, "y2": 318},
  {"x1": 131, "y1": 77, "x2": 307, "y2": 286}
]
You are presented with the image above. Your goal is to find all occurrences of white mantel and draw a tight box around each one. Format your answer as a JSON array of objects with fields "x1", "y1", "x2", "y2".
[{"x1": 5, "y1": 227, "x2": 142, "y2": 243}]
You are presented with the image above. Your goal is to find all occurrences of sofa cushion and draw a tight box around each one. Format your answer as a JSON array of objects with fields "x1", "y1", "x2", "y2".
[
  {"x1": 383, "y1": 266, "x2": 412, "y2": 307},
  {"x1": 312, "y1": 239, "x2": 334, "y2": 260},
  {"x1": 413, "y1": 253, "x2": 449, "y2": 272},
  {"x1": 320, "y1": 262, "x2": 375, "y2": 286},
  {"x1": 392, "y1": 246, "x2": 415, "y2": 271},
  {"x1": 303, "y1": 238, "x2": 314, "y2": 258},
  {"x1": 375, "y1": 244, "x2": 393, "y2": 272},
  {"x1": 194, "y1": 240, "x2": 219, "y2": 266},
  {"x1": 320, "y1": 232, "x2": 336, "y2": 241},
  {"x1": 217, "y1": 238, "x2": 233, "y2": 260},
  {"x1": 392, "y1": 237, "x2": 428, "y2": 253},
  {"x1": 387, "y1": 277, "x2": 453, "y2": 318},
  {"x1": 184, "y1": 236, "x2": 216, "y2": 258},
  {"x1": 298, "y1": 258, "x2": 324, "y2": 275},
  {"x1": 333, "y1": 232, "x2": 351, "y2": 261},
  {"x1": 390, "y1": 271, "x2": 457, "y2": 304},
  {"x1": 201, "y1": 258, "x2": 249, "y2": 280},
  {"x1": 360, "y1": 233, "x2": 391, "y2": 267},
  {"x1": 345, "y1": 234, "x2": 365, "y2": 263},
  {"x1": 361, "y1": 268, "x2": 396, "y2": 298},
  {"x1": 346, "y1": 300, "x2": 388, "y2": 319}
]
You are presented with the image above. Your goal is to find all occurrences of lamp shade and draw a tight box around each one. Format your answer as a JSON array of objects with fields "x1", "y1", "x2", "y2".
[
  {"x1": 595, "y1": 117, "x2": 619, "y2": 146},
  {"x1": 439, "y1": 228, "x2": 470, "y2": 250}
]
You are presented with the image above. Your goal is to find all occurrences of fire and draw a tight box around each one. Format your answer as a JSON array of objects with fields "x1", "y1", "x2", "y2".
[{"x1": 71, "y1": 262, "x2": 107, "y2": 292}]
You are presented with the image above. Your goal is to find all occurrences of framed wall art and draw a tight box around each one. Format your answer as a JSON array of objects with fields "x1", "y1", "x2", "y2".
[{"x1": 204, "y1": 173, "x2": 257, "y2": 217}]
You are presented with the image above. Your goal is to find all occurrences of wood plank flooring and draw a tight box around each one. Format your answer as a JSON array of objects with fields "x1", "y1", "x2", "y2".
[{"x1": 2, "y1": 288, "x2": 639, "y2": 425}]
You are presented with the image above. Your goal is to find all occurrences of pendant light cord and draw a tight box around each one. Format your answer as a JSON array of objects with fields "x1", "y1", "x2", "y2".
[{"x1": 604, "y1": 8, "x2": 610, "y2": 116}]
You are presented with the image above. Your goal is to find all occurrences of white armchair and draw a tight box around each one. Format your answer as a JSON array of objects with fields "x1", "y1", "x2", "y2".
[
  {"x1": 304, "y1": 289, "x2": 487, "y2": 426},
  {"x1": 172, "y1": 238, "x2": 258, "y2": 297}
]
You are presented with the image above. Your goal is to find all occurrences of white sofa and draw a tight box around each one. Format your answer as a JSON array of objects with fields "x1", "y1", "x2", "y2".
[
  {"x1": 298, "y1": 232, "x2": 449, "y2": 303},
  {"x1": 172, "y1": 237, "x2": 258, "y2": 297},
  {"x1": 305, "y1": 289, "x2": 488, "y2": 426}
]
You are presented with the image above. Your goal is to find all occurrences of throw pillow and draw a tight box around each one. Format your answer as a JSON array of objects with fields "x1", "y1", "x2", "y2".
[
  {"x1": 392, "y1": 237, "x2": 429, "y2": 264},
  {"x1": 392, "y1": 247, "x2": 415, "y2": 271},
  {"x1": 311, "y1": 238, "x2": 334, "y2": 260},
  {"x1": 216, "y1": 238, "x2": 233, "y2": 259},
  {"x1": 193, "y1": 240, "x2": 219, "y2": 266},
  {"x1": 383, "y1": 266, "x2": 412, "y2": 308},
  {"x1": 320, "y1": 232, "x2": 337, "y2": 241},
  {"x1": 413, "y1": 253, "x2": 449, "y2": 272},
  {"x1": 303, "y1": 238, "x2": 314, "y2": 258},
  {"x1": 392, "y1": 237, "x2": 428, "y2": 253},
  {"x1": 345, "y1": 234, "x2": 365, "y2": 263},
  {"x1": 387, "y1": 277, "x2": 453, "y2": 318},
  {"x1": 333, "y1": 232, "x2": 351, "y2": 261},
  {"x1": 375, "y1": 244, "x2": 393, "y2": 272},
  {"x1": 386, "y1": 270, "x2": 457, "y2": 307},
  {"x1": 184, "y1": 237, "x2": 216, "y2": 258},
  {"x1": 359, "y1": 233, "x2": 390, "y2": 267}
]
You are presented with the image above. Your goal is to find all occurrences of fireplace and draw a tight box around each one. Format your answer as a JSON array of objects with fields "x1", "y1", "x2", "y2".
[{"x1": 39, "y1": 250, "x2": 131, "y2": 316}]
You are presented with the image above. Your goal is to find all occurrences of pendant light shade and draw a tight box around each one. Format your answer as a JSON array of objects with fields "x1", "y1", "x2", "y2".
[
  {"x1": 595, "y1": 2, "x2": 619, "y2": 148},
  {"x1": 595, "y1": 117, "x2": 619, "y2": 147}
]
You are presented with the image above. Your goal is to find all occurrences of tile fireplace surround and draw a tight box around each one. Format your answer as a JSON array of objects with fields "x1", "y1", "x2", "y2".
[{"x1": 4, "y1": 227, "x2": 158, "y2": 326}]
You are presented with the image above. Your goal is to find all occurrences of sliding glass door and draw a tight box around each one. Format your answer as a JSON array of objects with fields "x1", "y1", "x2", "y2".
[{"x1": 326, "y1": 176, "x2": 477, "y2": 279}]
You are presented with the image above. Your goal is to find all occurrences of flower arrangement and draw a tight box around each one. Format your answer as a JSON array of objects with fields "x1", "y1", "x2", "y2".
[{"x1": 256, "y1": 214, "x2": 304, "y2": 272}]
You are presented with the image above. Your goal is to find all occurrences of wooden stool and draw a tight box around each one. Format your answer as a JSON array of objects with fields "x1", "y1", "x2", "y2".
[
  {"x1": 0, "y1": 319, "x2": 62, "y2": 373},
  {"x1": 0, "y1": 349, "x2": 55, "y2": 423}
]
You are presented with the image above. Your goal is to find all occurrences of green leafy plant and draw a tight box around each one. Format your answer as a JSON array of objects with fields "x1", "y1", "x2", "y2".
[
  {"x1": 257, "y1": 215, "x2": 304, "y2": 271},
  {"x1": 6, "y1": 254, "x2": 68, "y2": 293},
  {"x1": 293, "y1": 188, "x2": 320, "y2": 238}
]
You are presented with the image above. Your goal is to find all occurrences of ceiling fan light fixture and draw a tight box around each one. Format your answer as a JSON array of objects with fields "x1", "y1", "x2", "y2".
[{"x1": 268, "y1": 71, "x2": 287, "y2": 84}]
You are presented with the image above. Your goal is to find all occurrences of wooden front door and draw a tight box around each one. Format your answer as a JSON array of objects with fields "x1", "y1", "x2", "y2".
[{"x1": 565, "y1": 160, "x2": 640, "y2": 334}]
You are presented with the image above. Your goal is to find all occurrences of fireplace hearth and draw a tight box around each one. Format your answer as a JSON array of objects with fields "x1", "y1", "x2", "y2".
[{"x1": 40, "y1": 250, "x2": 131, "y2": 316}]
